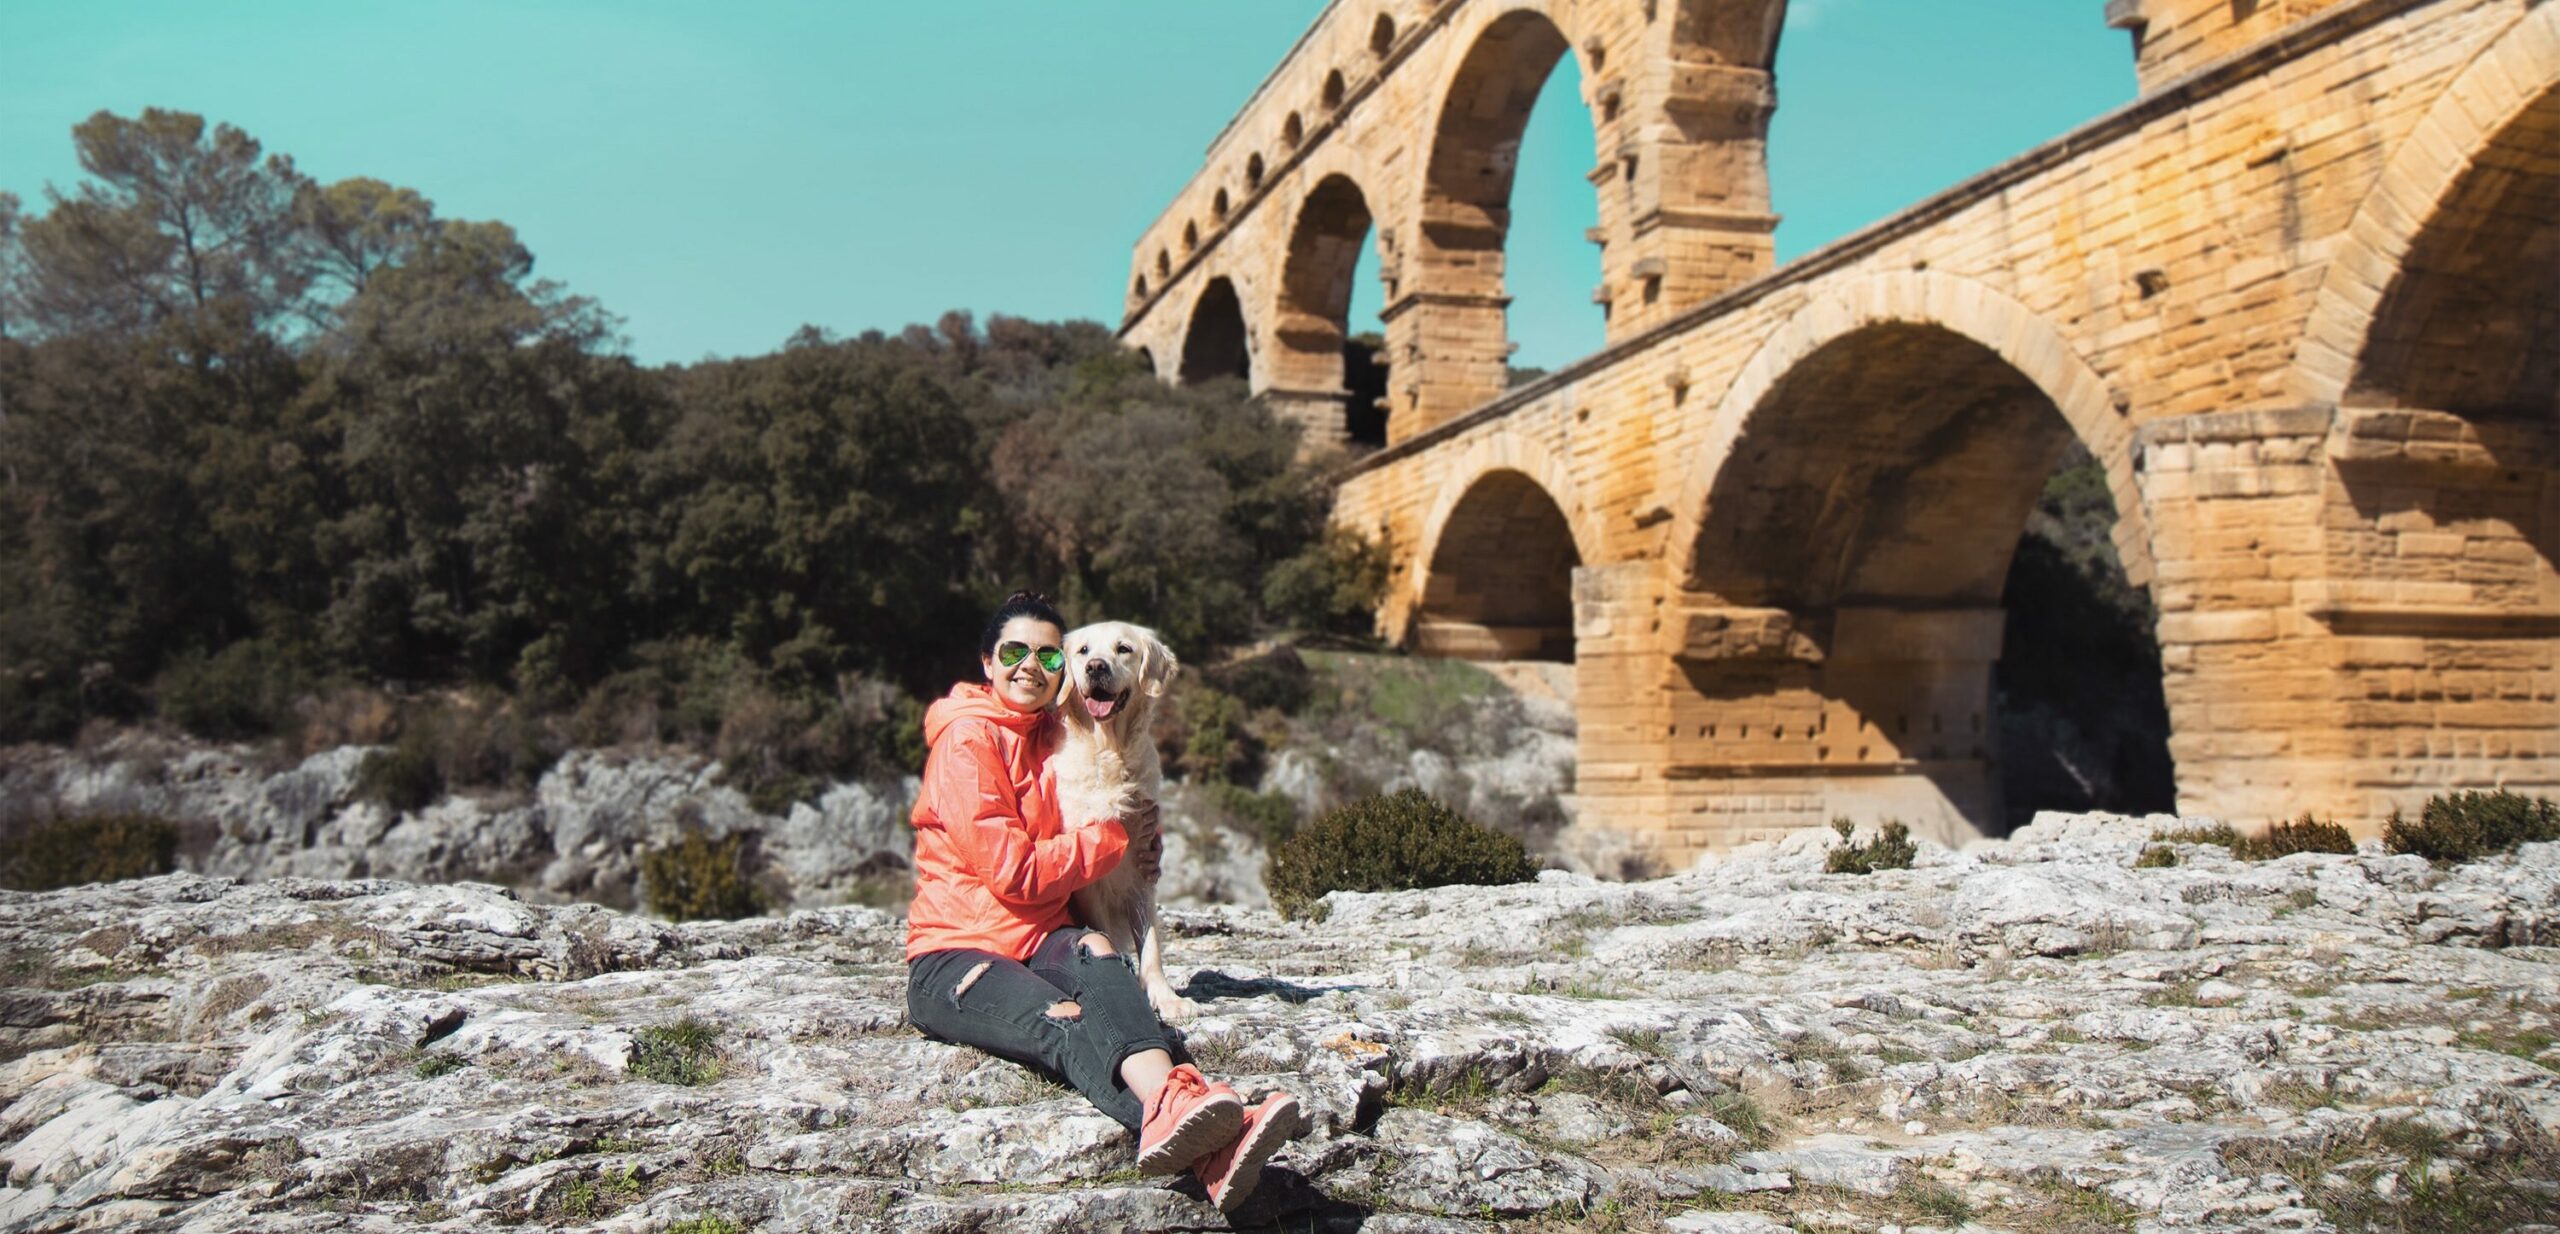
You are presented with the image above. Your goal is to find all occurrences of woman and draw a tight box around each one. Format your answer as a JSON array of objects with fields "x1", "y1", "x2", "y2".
[{"x1": 906, "y1": 591, "x2": 1303, "y2": 1213}]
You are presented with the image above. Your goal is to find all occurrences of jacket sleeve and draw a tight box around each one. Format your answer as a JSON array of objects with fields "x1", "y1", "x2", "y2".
[{"x1": 930, "y1": 721, "x2": 1128, "y2": 908}]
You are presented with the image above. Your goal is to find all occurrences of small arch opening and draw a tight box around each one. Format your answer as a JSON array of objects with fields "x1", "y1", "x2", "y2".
[
  {"x1": 1182, "y1": 221, "x2": 1200, "y2": 253},
  {"x1": 1178, "y1": 277, "x2": 1251, "y2": 386},
  {"x1": 1322, "y1": 70, "x2": 1348, "y2": 111},
  {"x1": 1213, "y1": 188, "x2": 1231, "y2": 221},
  {"x1": 1155, "y1": 250, "x2": 1171, "y2": 278},
  {"x1": 1418, "y1": 471, "x2": 1581, "y2": 663},
  {"x1": 1283, "y1": 112, "x2": 1306, "y2": 148},
  {"x1": 1246, "y1": 153, "x2": 1266, "y2": 189},
  {"x1": 1371, "y1": 14, "x2": 1398, "y2": 57},
  {"x1": 1277, "y1": 174, "x2": 1390, "y2": 450},
  {"x1": 1133, "y1": 275, "x2": 1150, "y2": 300}
]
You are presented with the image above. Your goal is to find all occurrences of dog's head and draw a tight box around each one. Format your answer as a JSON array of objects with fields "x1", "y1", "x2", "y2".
[{"x1": 1060, "y1": 621, "x2": 1177, "y2": 740}]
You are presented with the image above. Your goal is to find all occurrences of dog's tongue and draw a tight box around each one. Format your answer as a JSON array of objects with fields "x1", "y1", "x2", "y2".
[{"x1": 1084, "y1": 696, "x2": 1119, "y2": 720}]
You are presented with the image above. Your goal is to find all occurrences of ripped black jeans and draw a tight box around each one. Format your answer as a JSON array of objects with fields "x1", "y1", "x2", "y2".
[{"x1": 907, "y1": 927, "x2": 1174, "y2": 1132}]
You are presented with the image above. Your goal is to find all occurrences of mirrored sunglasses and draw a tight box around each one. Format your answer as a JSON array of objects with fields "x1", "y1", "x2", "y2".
[{"x1": 996, "y1": 641, "x2": 1065, "y2": 673}]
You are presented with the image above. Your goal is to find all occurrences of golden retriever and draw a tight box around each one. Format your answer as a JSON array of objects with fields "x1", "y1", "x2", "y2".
[{"x1": 1055, "y1": 620, "x2": 1192, "y2": 1021}]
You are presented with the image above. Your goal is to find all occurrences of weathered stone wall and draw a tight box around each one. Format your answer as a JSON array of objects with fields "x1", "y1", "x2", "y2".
[{"x1": 1125, "y1": 0, "x2": 2560, "y2": 865}]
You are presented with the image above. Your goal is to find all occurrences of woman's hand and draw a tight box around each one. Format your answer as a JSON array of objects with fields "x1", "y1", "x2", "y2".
[{"x1": 1126, "y1": 802, "x2": 1163, "y2": 880}]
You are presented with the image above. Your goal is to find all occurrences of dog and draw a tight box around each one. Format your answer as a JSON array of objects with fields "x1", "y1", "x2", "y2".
[{"x1": 1054, "y1": 620, "x2": 1193, "y2": 1022}]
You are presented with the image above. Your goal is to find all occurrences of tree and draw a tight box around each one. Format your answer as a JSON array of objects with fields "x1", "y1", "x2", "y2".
[
  {"x1": 647, "y1": 335, "x2": 981, "y2": 692},
  {"x1": 13, "y1": 109, "x2": 311, "y2": 342},
  {"x1": 313, "y1": 214, "x2": 639, "y2": 688},
  {"x1": 293, "y1": 177, "x2": 436, "y2": 318}
]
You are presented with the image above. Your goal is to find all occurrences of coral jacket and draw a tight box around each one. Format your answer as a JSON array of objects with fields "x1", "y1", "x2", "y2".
[{"x1": 905, "y1": 683, "x2": 1128, "y2": 962}]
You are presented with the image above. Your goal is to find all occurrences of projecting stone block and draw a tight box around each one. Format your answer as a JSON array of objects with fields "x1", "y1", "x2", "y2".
[{"x1": 1676, "y1": 607, "x2": 1820, "y2": 662}]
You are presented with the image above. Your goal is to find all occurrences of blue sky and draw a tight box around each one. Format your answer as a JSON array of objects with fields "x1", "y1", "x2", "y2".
[{"x1": 0, "y1": 2, "x2": 2131, "y2": 371}]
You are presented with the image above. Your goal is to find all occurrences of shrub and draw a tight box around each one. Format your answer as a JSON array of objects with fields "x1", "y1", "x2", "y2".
[
  {"x1": 2384, "y1": 790, "x2": 2560, "y2": 863},
  {"x1": 2152, "y1": 822, "x2": 2242, "y2": 849},
  {"x1": 355, "y1": 742, "x2": 444, "y2": 814},
  {"x1": 1, "y1": 813, "x2": 180, "y2": 890},
  {"x1": 1203, "y1": 781, "x2": 1300, "y2": 849},
  {"x1": 2233, "y1": 814, "x2": 2356, "y2": 861},
  {"x1": 640, "y1": 825, "x2": 766, "y2": 922},
  {"x1": 1263, "y1": 788, "x2": 1535, "y2": 920},
  {"x1": 414, "y1": 1052, "x2": 467, "y2": 1079},
  {"x1": 1203, "y1": 645, "x2": 1314, "y2": 715},
  {"x1": 1166, "y1": 685, "x2": 1258, "y2": 785},
  {"x1": 664, "y1": 1217, "x2": 743, "y2": 1234},
  {"x1": 355, "y1": 698, "x2": 564, "y2": 813},
  {"x1": 1262, "y1": 525, "x2": 1389, "y2": 640},
  {"x1": 1825, "y1": 819, "x2": 1917, "y2": 875},
  {"x1": 158, "y1": 639, "x2": 308, "y2": 740},
  {"x1": 708, "y1": 673, "x2": 924, "y2": 812},
  {"x1": 2135, "y1": 844, "x2": 2179, "y2": 869},
  {"x1": 629, "y1": 1016, "x2": 723, "y2": 1086},
  {"x1": 294, "y1": 685, "x2": 398, "y2": 755}
]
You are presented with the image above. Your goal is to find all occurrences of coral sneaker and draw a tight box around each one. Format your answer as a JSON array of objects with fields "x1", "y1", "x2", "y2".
[
  {"x1": 1193, "y1": 1091, "x2": 1305, "y2": 1214},
  {"x1": 1135, "y1": 1064, "x2": 1243, "y2": 1175}
]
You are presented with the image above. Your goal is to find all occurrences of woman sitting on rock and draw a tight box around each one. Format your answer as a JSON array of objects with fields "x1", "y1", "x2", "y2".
[{"x1": 905, "y1": 590, "x2": 1303, "y2": 1212}]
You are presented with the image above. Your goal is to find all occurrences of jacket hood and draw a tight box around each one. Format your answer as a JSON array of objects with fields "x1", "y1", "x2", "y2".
[{"x1": 922, "y1": 682, "x2": 1049, "y2": 748}]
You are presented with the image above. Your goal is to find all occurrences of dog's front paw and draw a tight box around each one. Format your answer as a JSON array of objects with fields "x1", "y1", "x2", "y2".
[{"x1": 1149, "y1": 987, "x2": 1200, "y2": 1023}]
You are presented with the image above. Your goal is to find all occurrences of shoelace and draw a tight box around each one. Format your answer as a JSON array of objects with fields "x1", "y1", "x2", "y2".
[{"x1": 1157, "y1": 1068, "x2": 1207, "y2": 1112}]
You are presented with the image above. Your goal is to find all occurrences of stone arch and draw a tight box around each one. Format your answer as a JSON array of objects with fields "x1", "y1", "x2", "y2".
[
  {"x1": 1669, "y1": 273, "x2": 2165, "y2": 833},
  {"x1": 1671, "y1": 271, "x2": 2145, "y2": 592},
  {"x1": 2291, "y1": 4, "x2": 2560, "y2": 634},
  {"x1": 1178, "y1": 277, "x2": 1252, "y2": 386},
  {"x1": 1270, "y1": 173, "x2": 1383, "y2": 442},
  {"x1": 1371, "y1": 13, "x2": 1398, "y2": 58},
  {"x1": 1412, "y1": 5, "x2": 1599, "y2": 304},
  {"x1": 1408, "y1": 435, "x2": 1597, "y2": 662},
  {"x1": 2293, "y1": 4, "x2": 2560, "y2": 413},
  {"x1": 1131, "y1": 346, "x2": 1157, "y2": 378}
]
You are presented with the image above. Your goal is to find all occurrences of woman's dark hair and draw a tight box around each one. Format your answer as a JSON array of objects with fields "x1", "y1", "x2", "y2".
[{"x1": 979, "y1": 590, "x2": 1067, "y2": 658}]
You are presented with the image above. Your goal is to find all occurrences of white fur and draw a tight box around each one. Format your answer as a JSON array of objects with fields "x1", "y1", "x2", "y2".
[{"x1": 1054, "y1": 621, "x2": 1192, "y2": 1022}]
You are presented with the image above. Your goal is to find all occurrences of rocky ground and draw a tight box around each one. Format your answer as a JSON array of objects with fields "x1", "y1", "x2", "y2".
[
  {"x1": 4, "y1": 812, "x2": 2559, "y2": 1233},
  {"x1": 0, "y1": 654, "x2": 1587, "y2": 918}
]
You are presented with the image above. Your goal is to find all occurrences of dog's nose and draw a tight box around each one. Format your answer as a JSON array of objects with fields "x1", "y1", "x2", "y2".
[{"x1": 1085, "y1": 658, "x2": 1112, "y2": 679}]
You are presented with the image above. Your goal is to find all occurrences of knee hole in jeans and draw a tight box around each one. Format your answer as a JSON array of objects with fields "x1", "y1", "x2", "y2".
[
  {"x1": 1045, "y1": 1001, "x2": 1082, "y2": 1020},
  {"x1": 1078, "y1": 931, "x2": 1117, "y2": 958}
]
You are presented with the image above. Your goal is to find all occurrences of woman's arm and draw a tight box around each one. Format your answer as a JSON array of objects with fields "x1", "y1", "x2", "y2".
[{"x1": 933, "y1": 722, "x2": 1129, "y2": 908}]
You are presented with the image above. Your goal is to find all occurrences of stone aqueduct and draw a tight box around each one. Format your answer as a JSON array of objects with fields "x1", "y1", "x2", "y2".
[{"x1": 1117, "y1": 0, "x2": 2560, "y2": 861}]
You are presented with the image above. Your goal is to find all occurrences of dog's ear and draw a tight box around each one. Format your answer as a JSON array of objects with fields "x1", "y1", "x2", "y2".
[{"x1": 1141, "y1": 629, "x2": 1179, "y2": 699}]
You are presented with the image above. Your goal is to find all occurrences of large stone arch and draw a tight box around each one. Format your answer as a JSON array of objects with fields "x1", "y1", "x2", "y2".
[
  {"x1": 2274, "y1": 5, "x2": 2560, "y2": 818},
  {"x1": 1670, "y1": 271, "x2": 2147, "y2": 596},
  {"x1": 1266, "y1": 171, "x2": 1388, "y2": 449},
  {"x1": 2292, "y1": 4, "x2": 2560, "y2": 412},
  {"x1": 1405, "y1": 434, "x2": 1599, "y2": 662},
  {"x1": 1411, "y1": 2, "x2": 1599, "y2": 269},
  {"x1": 1176, "y1": 275, "x2": 1253, "y2": 386},
  {"x1": 2290, "y1": 1, "x2": 2560, "y2": 613},
  {"x1": 1376, "y1": 1, "x2": 1610, "y2": 437},
  {"x1": 1662, "y1": 272, "x2": 2162, "y2": 838}
]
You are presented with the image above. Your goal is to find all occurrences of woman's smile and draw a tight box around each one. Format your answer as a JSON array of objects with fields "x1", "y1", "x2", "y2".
[{"x1": 984, "y1": 615, "x2": 1065, "y2": 712}]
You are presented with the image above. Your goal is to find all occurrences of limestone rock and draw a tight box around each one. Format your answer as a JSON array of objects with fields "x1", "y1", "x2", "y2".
[{"x1": 3, "y1": 816, "x2": 2558, "y2": 1232}]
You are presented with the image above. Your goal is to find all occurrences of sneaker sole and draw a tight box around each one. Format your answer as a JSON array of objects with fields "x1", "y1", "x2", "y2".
[
  {"x1": 1212, "y1": 1095, "x2": 1304, "y2": 1214},
  {"x1": 1135, "y1": 1094, "x2": 1244, "y2": 1175}
]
